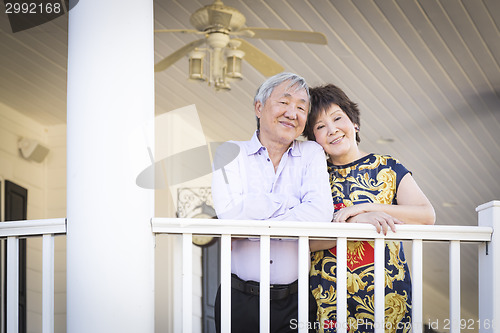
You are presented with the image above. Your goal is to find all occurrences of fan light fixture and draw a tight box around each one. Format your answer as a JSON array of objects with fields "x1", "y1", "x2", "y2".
[
  {"x1": 226, "y1": 48, "x2": 244, "y2": 79},
  {"x1": 188, "y1": 50, "x2": 205, "y2": 81},
  {"x1": 154, "y1": 0, "x2": 327, "y2": 91},
  {"x1": 187, "y1": 40, "x2": 245, "y2": 90}
]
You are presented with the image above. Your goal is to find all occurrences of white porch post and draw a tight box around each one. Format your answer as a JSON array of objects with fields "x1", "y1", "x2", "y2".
[
  {"x1": 66, "y1": 0, "x2": 155, "y2": 332},
  {"x1": 477, "y1": 200, "x2": 500, "y2": 333}
]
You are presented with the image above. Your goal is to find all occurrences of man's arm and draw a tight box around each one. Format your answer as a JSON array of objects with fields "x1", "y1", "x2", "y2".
[
  {"x1": 270, "y1": 143, "x2": 333, "y2": 223},
  {"x1": 211, "y1": 143, "x2": 290, "y2": 220}
]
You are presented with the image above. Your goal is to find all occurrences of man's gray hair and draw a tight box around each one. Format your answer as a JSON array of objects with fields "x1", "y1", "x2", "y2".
[{"x1": 254, "y1": 72, "x2": 310, "y2": 130}]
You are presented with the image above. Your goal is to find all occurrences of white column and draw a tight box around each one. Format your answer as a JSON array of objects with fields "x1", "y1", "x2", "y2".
[
  {"x1": 477, "y1": 201, "x2": 500, "y2": 333},
  {"x1": 66, "y1": 0, "x2": 155, "y2": 332}
]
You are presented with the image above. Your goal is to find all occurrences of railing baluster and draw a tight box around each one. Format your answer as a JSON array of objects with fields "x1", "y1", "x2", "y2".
[
  {"x1": 412, "y1": 239, "x2": 423, "y2": 333},
  {"x1": 6, "y1": 236, "x2": 19, "y2": 333},
  {"x1": 449, "y1": 240, "x2": 461, "y2": 333},
  {"x1": 220, "y1": 234, "x2": 232, "y2": 333},
  {"x1": 260, "y1": 235, "x2": 270, "y2": 333},
  {"x1": 42, "y1": 234, "x2": 55, "y2": 333},
  {"x1": 298, "y1": 236, "x2": 309, "y2": 333},
  {"x1": 374, "y1": 238, "x2": 385, "y2": 333},
  {"x1": 336, "y1": 237, "x2": 347, "y2": 333},
  {"x1": 182, "y1": 233, "x2": 193, "y2": 333},
  {"x1": 0, "y1": 239, "x2": 4, "y2": 333}
]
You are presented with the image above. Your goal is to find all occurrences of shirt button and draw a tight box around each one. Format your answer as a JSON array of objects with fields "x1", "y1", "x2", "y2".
[
  {"x1": 267, "y1": 158, "x2": 270, "y2": 162},
  {"x1": 270, "y1": 260, "x2": 273, "y2": 264}
]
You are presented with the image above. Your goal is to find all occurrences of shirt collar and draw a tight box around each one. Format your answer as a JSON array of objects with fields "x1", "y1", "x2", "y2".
[{"x1": 247, "y1": 130, "x2": 302, "y2": 157}]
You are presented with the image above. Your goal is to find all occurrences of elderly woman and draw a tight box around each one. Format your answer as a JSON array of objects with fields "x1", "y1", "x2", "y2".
[{"x1": 304, "y1": 84, "x2": 435, "y2": 333}]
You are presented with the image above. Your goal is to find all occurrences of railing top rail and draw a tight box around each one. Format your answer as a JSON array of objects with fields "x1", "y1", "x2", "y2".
[
  {"x1": 476, "y1": 200, "x2": 500, "y2": 211},
  {"x1": 151, "y1": 217, "x2": 492, "y2": 242},
  {"x1": 0, "y1": 218, "x2": 67, "y2": 237}
]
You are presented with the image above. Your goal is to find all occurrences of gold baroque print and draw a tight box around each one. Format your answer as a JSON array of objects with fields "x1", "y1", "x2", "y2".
[
  {"x1": 358, "y1": 154, "x2": 389, "y2": 172},
  {"x1": 374, "y1": 168, "x2": 397, "y2": 205},
  {"x1": 384, "y1": 291, "x2": 410, "y2": 333},
  {"x1": 313, "y1": 154, "x2": 412, "y2": 332}
]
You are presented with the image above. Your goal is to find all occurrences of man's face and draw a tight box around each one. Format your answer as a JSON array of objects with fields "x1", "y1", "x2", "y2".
[{"x1": 255, "y1": 81, "x2": 309, "y2": 147}]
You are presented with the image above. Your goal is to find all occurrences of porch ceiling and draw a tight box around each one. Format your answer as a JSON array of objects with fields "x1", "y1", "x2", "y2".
[{"x1": 1, "y1": 0, "x2": 499, "y2": 319}]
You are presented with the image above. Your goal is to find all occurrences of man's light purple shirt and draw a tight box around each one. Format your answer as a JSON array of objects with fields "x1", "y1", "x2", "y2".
[{"x1": 212, "y1": 131, "x2": 334, "y2": 284}]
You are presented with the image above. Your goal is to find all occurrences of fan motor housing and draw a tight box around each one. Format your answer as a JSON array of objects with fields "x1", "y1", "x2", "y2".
[{"x1": 190, "y1": 1, "x2": 246, "y2": 32}]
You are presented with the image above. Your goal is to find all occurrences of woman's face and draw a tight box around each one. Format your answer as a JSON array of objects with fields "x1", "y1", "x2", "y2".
[{"x1": 312, "y1": 104, "x2": 360, "y2": 164}]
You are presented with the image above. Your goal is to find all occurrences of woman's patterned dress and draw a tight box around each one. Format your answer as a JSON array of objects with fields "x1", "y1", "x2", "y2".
[{"x1": 310, "y1": 154, "x2": 412, "y2": 333}]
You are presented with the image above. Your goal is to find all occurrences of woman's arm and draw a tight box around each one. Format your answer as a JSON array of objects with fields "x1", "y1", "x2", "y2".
[
  {"x1": 333, "y1": 173, "x2": 436, "y2": 225},
  {"x1": 309, "y1": 239, "x2": 337, "y2": 252}
]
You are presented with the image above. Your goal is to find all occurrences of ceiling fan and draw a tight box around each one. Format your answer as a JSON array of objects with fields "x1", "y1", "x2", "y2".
[{"x1": 155, "y1": 0, "x2": 327, "y2": 90}]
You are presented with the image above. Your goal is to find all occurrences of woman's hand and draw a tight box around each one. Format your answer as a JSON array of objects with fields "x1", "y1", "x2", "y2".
[
  {"x1": 332, "y1": 203, "x2": 370, "y2": 223},
  {"x1": 346, "y1": 211, "x2": 403, "y2": 235}
]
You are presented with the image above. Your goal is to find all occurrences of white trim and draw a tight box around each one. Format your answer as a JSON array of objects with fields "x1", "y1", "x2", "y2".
[
  {"x1": 0, "y1": 218, "x2": 66, "y2": 237},
  {"x1": 152, "y1": 218, "x2": 492, "y2": 242},
  {"x1": 476, "y1": 200, "x2": 500, "y2": 212}
]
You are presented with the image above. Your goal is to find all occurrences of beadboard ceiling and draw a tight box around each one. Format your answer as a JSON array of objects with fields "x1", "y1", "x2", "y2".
[{"x1": 1, "y1": 0, "x2": 499, "y2": 322}]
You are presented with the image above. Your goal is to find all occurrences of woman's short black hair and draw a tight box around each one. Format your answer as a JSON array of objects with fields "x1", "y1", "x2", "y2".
[{"x1": 303, "y1": 84, "x2": 361, "y2": 143}]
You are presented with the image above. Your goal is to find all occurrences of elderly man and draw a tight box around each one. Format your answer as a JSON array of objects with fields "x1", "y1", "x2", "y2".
[{"x1": 212, "y1": 72, "x2": 333, "y2": 332}]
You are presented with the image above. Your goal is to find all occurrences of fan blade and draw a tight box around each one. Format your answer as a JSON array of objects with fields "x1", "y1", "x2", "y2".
[
  {"x1": 155, "y1": 39, "x2": 205, "y2": 72},
  {"x1": 238, "y1": 28, "x2": 327, "y2": 45},
  {"x1": 154, "y1": 29, "x2": 203, "y2": 35},
  {"x1": 234, "y1": 38, "x2": 284, "y2": 77}
]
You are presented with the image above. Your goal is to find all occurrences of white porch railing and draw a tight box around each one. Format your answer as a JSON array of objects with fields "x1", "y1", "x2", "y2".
[
  {"x1": 0, "y1": 218, "x2": 66, "y2": 333},
  {"x1": 1, "y1": 202, "x2": 498, "y2": 333},
  {"x1": 152, "y1": 200, "x2": 499, "y2": 333}
]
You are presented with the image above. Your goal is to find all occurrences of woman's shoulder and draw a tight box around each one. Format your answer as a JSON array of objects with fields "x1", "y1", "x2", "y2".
[
  {"x1": 371, "y1": 153, "x2": 404, "y2": 166},
  {"x1": 369, "y1": 153, "x2": 410, "y2": 176}
]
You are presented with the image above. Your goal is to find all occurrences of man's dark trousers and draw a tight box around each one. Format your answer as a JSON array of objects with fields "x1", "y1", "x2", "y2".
[{"x1": 214, "y1": 278, "x2": 318, "y2": 333}]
